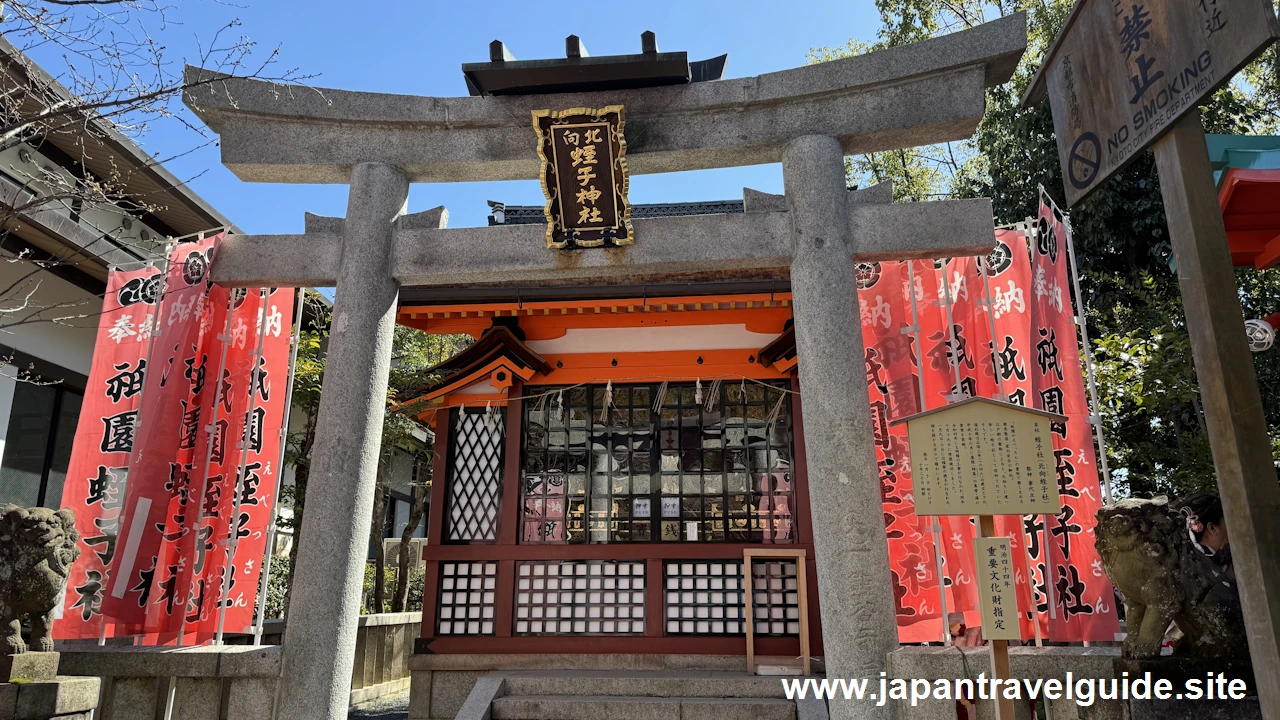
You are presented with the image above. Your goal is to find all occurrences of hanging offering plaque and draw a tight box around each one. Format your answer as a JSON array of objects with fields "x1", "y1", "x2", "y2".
[{"x1": 532, "y1": 105, "x2": 633, "y2": 249}]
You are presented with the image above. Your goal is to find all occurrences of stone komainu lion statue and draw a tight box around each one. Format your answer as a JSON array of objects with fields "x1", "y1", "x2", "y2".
[
  {"x1": 0, "y1": 505, "x2": 79, "y2": 654},
  {"x1": 1095, "y1": 497, "x2": 1246, "y2": 661}
]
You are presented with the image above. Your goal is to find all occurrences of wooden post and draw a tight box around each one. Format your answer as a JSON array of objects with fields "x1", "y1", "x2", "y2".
[
  {"x1": 1153, "y1": 110, "x2": 1280, "y2": 715},
  {"x1": 743, "y1": 548, "x2": 811, "y2": 677},
  {"x1": 978, "y1": 515, "x2": 1015, "y2": 720},
  {"x1": 419, "y1": 411, "x2": 451, "y2": 643},
  {"x1": 497, "y1": 378, "x2": 524, "y2": 545}
]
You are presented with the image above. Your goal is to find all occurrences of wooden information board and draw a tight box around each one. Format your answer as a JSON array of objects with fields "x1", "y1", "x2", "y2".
[
  {"x1": 1025, "y1": 0, "x2": 1280, "y2": 206},
  {"x1": 895, "y1": 397, "x2": 1063, "y2": 517}
]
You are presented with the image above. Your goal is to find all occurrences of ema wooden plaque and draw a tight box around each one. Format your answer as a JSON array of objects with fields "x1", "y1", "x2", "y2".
[
  {"x1": 533, "y1": 105, "x2": 633, "y2": 249},
  {"x1": 1026, "y1": 0, "x2": 1279, "y2": 206},
  {"x1": 894, "y1": 397, "x2": 1063, "y2": 517}
]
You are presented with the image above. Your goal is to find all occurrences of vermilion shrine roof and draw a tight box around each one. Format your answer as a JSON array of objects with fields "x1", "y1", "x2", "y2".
[
  {"x1": 1208, "y1": 134, "x2": 1280, "y2": 269},
  {"x1": 404, "y1": 325, "x2": 551, "y2": 411}
]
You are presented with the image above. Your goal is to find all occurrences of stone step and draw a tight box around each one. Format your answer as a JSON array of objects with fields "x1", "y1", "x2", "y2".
[
  {"x1": 491, "y1": 694, "x2": 797, "y2": 720},
  {"x1": 498, "y1": 670, "x2": 789, "y2": 699}
]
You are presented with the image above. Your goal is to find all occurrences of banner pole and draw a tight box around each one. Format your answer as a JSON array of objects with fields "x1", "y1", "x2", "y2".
[
  {"x1": 215, "y1": 288, "x2": 273, "y2": 644},
  {"x1": 252, "y1": 289, "x2": 305, "y2": 645},
  {"x1": 905, "y1": 260, "x2": 951, "y2": 646},
  {"x1": 177, "y1": 271, "x2": 236, "y2": 647}
]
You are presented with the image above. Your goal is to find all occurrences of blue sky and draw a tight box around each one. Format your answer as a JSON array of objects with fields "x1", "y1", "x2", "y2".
[{"x1": 98, "y1": 0, "x2": 884, "y2": 232}]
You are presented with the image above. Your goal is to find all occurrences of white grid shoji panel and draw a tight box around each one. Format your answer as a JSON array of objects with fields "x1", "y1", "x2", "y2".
[
  {"x1": 663, "y1": 559, "x2": 800, "y2": 636},
  {"x1": 514, "y1": 560, "x2": 646, "y2": 635},
  {"x1": 664, "y1": 560, "x2": 745, "y2": 635},
  {"x1": 750, "y1": 559, "x2": 801, "y2": 636},
  {"x1": 437, "y1": 561, "x2": 497, "y2": 635}
]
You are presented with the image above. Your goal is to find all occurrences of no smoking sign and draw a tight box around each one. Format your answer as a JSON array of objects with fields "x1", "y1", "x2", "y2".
[{"x1": 1068, "y1": 133, "x2": 1101, "y2": 191}]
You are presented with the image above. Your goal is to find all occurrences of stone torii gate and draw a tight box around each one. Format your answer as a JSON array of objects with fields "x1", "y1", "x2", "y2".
[{"x1": 185, "y1": 15, "x2": 1026, "y2": 720}]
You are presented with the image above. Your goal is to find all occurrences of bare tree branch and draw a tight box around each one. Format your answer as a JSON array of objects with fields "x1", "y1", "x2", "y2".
[{"x1": 0, "y1": 1, "x2": 306, "y2": 382}]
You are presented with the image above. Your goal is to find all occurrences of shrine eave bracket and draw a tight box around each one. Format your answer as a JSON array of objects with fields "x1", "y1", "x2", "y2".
[{"x1": 182, "y1": 13, "x2": 1026, "y2": 185}]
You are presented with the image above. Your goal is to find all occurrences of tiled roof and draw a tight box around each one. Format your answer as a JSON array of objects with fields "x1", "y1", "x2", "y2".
[{"x1": 490, "y1": 200, "x2": 744, "y2": 225}]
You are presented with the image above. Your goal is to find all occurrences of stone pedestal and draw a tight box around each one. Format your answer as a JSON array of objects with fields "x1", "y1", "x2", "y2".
[
  {"x1": 1113, "y1": 655, "x2": 1255, "y2": 695},
  {"x1": 0, "y1": 654, "x2": 60, "y2": 684},
  {"x1": 0, "y1": 653, "x2": 99, "y2": 720},
  {"x1": 57, "y1": 645, "x2": 281, "y2": 720}
]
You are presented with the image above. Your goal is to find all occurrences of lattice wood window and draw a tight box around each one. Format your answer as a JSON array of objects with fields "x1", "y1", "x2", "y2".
[
  {"x1": 521, "y1": 382, "x2": 795, "y2": 544},
  {"x1": 514, "y1": 560, "x2": 646, "y2": 635},
  {"x1": 445, "y1": 408, "x2": 505, "y2": 543},
  {"x1": 663, "y1": 559, "x2": 800, "y2": 636}
]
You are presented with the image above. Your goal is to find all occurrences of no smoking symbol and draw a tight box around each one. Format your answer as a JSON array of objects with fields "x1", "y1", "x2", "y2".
[{"x1": 1068, "y1": 133, "x2": 1101, "y2": 190}]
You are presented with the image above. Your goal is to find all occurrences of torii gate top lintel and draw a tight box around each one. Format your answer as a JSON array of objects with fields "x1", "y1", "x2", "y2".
[{"x1": 182, "y1": 13, "x2": 1026, "y2": 185}]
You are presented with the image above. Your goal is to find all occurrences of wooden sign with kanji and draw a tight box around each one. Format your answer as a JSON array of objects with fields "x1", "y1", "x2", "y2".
[
  {"x1": 533, "y1": 105, "x2": 633, "y2": 249},
  {"x1": 1025, "y1": 0, "x2": 1279, "y2": 206},
  {"x1": 893, "y1": 397, "x2": 1065, "y2": 517}
]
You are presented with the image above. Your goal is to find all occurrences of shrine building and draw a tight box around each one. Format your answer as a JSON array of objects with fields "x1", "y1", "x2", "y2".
[{"x1": 399, "y1": 197, "x2": 818, "y2": 659}]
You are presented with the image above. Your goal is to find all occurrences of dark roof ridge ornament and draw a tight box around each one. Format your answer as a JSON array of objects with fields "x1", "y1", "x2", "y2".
[{"x1": 463, "y1": 31, "x2": 727, "y2": 97}]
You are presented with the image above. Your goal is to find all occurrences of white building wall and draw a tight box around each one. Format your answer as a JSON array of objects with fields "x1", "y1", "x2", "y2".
[
  {"x1": 0, "y1": 257, "x2": 99, "y2": 375},
  {"x1": 0, "y1": 260, "x2": 98, "y2": 508}
]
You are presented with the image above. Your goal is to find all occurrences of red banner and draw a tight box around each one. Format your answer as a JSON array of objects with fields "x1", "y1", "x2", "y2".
[
  {"x1": 216, "y1": 287, "x2": 292, "y2": 636},
  {"x1": 915, "y1": 258, "x2": 983, "y2": 625},
  {"x1": 982, "y1": 229, "x2": 1042, "y2": 638},
  {"x1": 57, "y1": 237, "x2": 292, "y2": 642},
  {"x1": 867, "y1": 218, "x2": 1119, "y2": 643},
  {"x1": 1031, "y1": 200, "x2": 1121, "y2": 642},
  {"x1": 57, "y1": 266, "x2": 163, "y2": 638},
  {"x1": 101, "y1": 237, "x2": 220, "y2": 629},
  {"x1": 858, "y1": 260, "x2": 943, "y2": 642},
  {"x1": 183, "y1": 287, "x2": 292, "y2": 638},
  {"x1": 146, "y1": 276, "x2": 235, "y2": 639}
]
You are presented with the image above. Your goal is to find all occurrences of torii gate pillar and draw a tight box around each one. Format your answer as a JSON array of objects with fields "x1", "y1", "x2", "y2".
[
  {"x1": 277, "y1": 162, "x2": 408, "y2": 720},
  {"x1": 785, "y1": 136, "x2": 898, "y2": 719}
]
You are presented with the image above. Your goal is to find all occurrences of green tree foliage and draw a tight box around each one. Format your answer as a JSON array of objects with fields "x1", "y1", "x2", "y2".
[
  {"x1": 277, "y1": 293, "x2": 468, "y2": 612},
  {"x1": 814, "y1": 1, "x2": 1280, "y2": 496}
]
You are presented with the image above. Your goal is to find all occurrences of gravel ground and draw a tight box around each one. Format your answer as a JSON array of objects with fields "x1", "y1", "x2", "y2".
[{"x1": 348, "y1": 690, "x2": 410, "y2": 720}]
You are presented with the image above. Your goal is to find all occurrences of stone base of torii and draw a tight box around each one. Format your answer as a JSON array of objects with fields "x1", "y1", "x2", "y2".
[{"x1": 185, "y1": 15, "x2": 1029, "y2": 720}]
